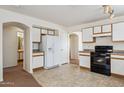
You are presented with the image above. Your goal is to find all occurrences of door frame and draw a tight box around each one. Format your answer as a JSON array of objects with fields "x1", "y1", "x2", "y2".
[{"x1": 1, "y1": 21, "x2": 33, "y2": 81}]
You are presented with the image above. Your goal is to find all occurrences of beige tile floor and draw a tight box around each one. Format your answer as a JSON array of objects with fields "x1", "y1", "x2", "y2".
[{"x1": 33, "y1": 64, "x2": 124, "y2": 87}]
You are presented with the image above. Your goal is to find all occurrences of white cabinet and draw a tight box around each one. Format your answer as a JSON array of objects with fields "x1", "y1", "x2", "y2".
[
  {"x1": 41, "y1": 29, "x2": 47, "y2": 35},
  {"x1": 79, "y1": 56, "x2": 90, "y2": 68},
  {"x1": 113, "y1": 22, "x2": 124, "y2": 41},
  {"x1": 93, "y1": 26, "x2": 101, "y2": 34},
  {"x1": 102, "y1": 24, "x2": 111, "y2": 33},
  {"x1": 111, "y1": 59, "x2": 124, "y2": 75},
  {"x1": 48, "y1": 30, "x2": 54, "y2": 35},
  {"x1": 32, "y1": 28, "x2": 41, "y2": 42},
  {"x1": 32, "y1": 56, "x2": 44, "y2": 69},
  {"x1": 82, "y1": 28, "x2": 94, "y2": 43}
]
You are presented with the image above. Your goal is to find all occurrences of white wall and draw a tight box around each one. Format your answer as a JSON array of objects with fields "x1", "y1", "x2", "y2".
[
  {"x1": 3, "y1": 26, "x2": 23, "y2": 68},
  {"x1": 71, "y1": 32, "x2": 83, "y2": 51},
  {"x1": 83, "y1": 37, "x2": 124, "y2": 50},
  {"x1": 0, "y1": 9, "x2": 68, "y2": 81},
  {"x1": 70, "y1": 34, "x2": 78, "y2": 59}
]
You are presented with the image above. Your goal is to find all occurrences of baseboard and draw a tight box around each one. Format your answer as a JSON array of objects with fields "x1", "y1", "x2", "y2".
[
  {"x1": 111, "y1": 73, "x2": 124, "y2": 78},
  {"x1": 33, "y1": 67, "x2": 44, "y2": 72},
  {"x1": 44, "y1": 65, "x2": 59, "y2": 70},
  {"x1": 61, "y1": 63, "x2": 68, "y2": 65},
  {"x1": 80, "y1": 66, "x2": 90, "y2": 70},
  {"x1": 70, "y1": 59, "x2": 79, "y2": 60}
]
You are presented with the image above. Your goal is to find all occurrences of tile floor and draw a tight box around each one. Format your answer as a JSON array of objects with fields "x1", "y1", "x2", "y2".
[{"x1": 33, "y1": 64, "x2": 124, "y2": 87}]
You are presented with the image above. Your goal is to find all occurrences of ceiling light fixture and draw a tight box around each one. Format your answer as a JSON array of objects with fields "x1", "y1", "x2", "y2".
[{"x1": 102, "y1": 5, "x2": 114, "y2": 19}]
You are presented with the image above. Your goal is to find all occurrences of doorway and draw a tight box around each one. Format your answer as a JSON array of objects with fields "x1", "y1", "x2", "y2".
[
  {"x1": 2, "y1": 22, "x2": 32, "y2": 82},
  {"x1": 69, "y1": 34, "x2": 79, "y2": 65},
  {"x1": 17, "y1": 31, "x2": 24, "y2": 66}
]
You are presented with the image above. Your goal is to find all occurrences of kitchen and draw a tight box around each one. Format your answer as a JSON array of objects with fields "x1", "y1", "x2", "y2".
[
  {"x1": 79, "y1": 21, "x2": 124, "y2": 76},
  {"x1": 1, "y1": 5, "x2": 124, "y2": 87},
  {"x1": 32, "y1": 26, "x2": 68, "y2": 70}
]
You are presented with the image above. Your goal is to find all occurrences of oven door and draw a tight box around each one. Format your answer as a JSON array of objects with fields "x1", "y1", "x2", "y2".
[
  {"x1": 91, "y1": 54, "x2": 110, "y2": 69},
  {"x1": 94, "y1": 56, "x2": 106, "y2": 65}
]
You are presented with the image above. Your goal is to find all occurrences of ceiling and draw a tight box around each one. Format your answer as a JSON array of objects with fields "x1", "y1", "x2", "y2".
[{"x1": 0, "y1": 5, "x2": 124, "y2": 27}]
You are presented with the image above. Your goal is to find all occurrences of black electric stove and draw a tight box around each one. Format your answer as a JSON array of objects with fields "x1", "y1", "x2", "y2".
[{"x1": 91, "y1": 46, "x2": 113, "y2": 76}]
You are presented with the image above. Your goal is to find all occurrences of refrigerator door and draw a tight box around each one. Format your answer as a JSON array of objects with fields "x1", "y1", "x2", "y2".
[
  {"x1": 45, "y1": 36, "x2": 54, "y2": 68},
  {"x1": 53, "y1": 36, "x2": 60, "y2": 66}
]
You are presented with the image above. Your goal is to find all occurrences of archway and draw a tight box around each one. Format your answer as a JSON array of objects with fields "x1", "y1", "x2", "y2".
[
  {"x1": 69, "y1": 34, "x2": 79, "y2": 65},
  {"x1": 2, "y1": 22, "x2": 32, "y2": 79}
]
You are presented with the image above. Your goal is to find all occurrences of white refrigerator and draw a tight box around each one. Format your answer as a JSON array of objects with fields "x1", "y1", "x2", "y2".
[{"x1": 41, "y1": 35, "x2": 60, "y2": 69}]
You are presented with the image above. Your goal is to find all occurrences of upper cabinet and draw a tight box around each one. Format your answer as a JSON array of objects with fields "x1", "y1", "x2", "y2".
[
  {"x1": 93, "y1": 24, "x2": 112, "y2": 37},
  {"x1": 113, "y1": 22, "x2": 124, "y2": 42},
  {"x1": 32, "y1": 28, "x2": 41, "y2": 42},
  {"x1": 48, "y1": 30, "x2": 55, "y2": 35},
  {"x1": 82, "y1": 27, "x2": 94, "y2": 43},
  {"x1": 41, "y1": 29, "x2": 47, "y2": 35},
  {"x1": 102, "y1": 24, "x2": 112, "y2": 33},
  {"x1": 82, "y1": 22, "x2": 124, "y2": 42},
  {"x1": 93, "y1": 26, "x2": 101, "y2": 34}
]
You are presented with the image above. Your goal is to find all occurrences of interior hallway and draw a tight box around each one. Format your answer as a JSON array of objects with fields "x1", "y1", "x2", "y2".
[{"x1": 0, "y1": 65, "x2": 41, "y2": 87}]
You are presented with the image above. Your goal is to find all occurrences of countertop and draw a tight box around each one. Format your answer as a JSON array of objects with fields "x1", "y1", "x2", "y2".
[
  {"x1": 79, "y1": 49, "x2": 124, "y2": 56},
  {"x1": 32, "y1": 50, "x2": 44, "y2": 57},
  {"x1": 79, "y1": 49, "x2": 94, "y2": 53}
]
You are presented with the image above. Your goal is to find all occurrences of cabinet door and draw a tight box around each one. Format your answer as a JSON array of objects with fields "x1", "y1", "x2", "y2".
[
  {"x1": 79, "y1": 56, "x2": 90, "y2": 68},
  {"x1": 93, "y1": 26, "x2": 101, "y2": 34},
  {"x1": 32, "y1": 28, "x2": 40, "y2": 42},
  {"x1": 41, "y1": 29, "x2": 47, "y2": 35},
  {"x1": 102, "y1": 24, "x2": 111, "y2": 33},
  {"x1": 48, "y1": 30, "x2": 55, "y2": 35},
  {"x1": 32, "y1": 56, "x2": 43, "y2": 69},
  {"x1": 111, "y1": 59, "x2": 124, "y2": 75},
  {"x1": 82, "y1": 28, "x2": 94, "y2": 42},
  {"x1": 113, "y1": 22, "x2": 124, "y2": 41}
]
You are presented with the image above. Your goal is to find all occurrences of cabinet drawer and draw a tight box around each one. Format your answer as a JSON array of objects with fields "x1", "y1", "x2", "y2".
[{"x1": 32, "y1": 56, "x2": 44, "y2": 69}]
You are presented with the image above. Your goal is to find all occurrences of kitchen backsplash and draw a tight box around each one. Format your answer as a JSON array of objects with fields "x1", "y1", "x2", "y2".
[{"x1": 83, "y1": 37, "x2": 124, "y2": 50}]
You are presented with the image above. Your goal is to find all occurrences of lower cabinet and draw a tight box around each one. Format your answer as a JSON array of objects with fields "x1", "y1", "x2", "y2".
[
  {"x1": 32, "y1": 56, "x2": 44, "y2": 69},
  {"x1": 79, "y1": 56, "x2": 90, "y2": 68},
  {"x1": 111, "y1": 59, "x2": 124, "y2": 75}
]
